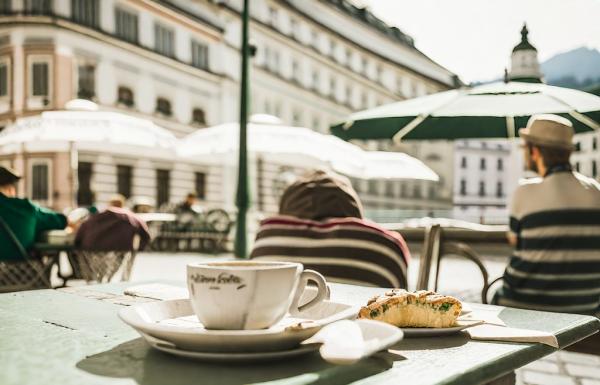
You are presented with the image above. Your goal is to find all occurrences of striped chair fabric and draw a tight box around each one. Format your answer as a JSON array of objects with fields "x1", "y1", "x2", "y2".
[{"x1": 250, "y1": 215, "x2": 410, "y2": 288}]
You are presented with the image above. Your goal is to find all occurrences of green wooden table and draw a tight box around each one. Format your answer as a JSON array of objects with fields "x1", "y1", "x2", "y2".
[{"x1": 0, "y1": 282, "x2": 598, "y2": 385}]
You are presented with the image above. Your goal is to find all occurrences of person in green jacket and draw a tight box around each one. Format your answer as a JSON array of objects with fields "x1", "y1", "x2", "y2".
[{"x1": 0, "y1": 166, "x2": 67, "y2": 261}]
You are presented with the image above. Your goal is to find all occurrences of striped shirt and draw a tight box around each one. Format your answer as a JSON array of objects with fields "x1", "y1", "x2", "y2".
[
  {"x1": 250, "y1": 215, "x2": 410, "y2": 288},
  {"x1": 499, "y1": 170, "x2": 600, "y2": 315}
]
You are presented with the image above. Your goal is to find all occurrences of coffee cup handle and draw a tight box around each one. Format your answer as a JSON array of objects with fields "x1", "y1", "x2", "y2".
[{"x1": 290, "y1": 269, "x2": 328, "y2": 313}]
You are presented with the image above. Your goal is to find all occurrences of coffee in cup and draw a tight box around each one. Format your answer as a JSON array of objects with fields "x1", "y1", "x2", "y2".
[{"x1": 187, "y1": 261, "x2": 328, "y2": 330}]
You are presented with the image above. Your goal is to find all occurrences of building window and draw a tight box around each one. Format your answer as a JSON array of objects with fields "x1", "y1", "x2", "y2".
[
  {"x1": 310, "y1": 29, "x2": 319, "y2": 49},
  {"x1": 361, "y1": 57, "x2": 368, "y2": 74},
  {"x1": 290, "y1": 18, "x2": 300, "y2": 39},
  {"x1": 191, "y1": 40, "x2": 209, "y2": 70},
  {"x1": 368, "y1": 180, "x2": 378, "y2": 194},
  {"x1": 480, "y1": 158, "x2": 486, "y2": 170},
  {"x1": 117, "y1": 86, "x2": 134, "y2": 107},
  {"x1": 376, "y1": 64, "x2": 383, "y2": 82},
  {"x1": 428, "y1": 184, "x2": 436, "y2": 199},
  {"x1": 575, "y1": 162, "x2": 580, "y2": 172},
  {"x1": 268, "y1": 6, "x2": 277, "y2": 27},
  {"x1": 191, "y1": 108, "x2": 206, "y2": 125},
  {"x1": 593, "y1": 137, "x2": 598, "y2": 151},
  {"x1": 72, "y1": 0, "x2": 99, "y2": 29},
  {"x1": 385, "y1": 181, "x2": 394, "y2": 197},
  {"x1": 413, "y1": 184, "x2": 421, "y2": 199},
  {"x1": 0, "y1": 60, "x2": 8, "y2": 97},
  {"x1": 345, "y1": 85, "x2": 352, "y2": 104},
  {"x1": 31, "y1": 61, "x2": 49, "y2": 98},
  {"x1": 195, "y1": 172, "x2": 206, "y2": 200},
  {"x1": 116, "y1": 165, "x2": 132, "y2": 198},
  {"x1": 156, "y1": 169, "x2": 170, "y2": 207},
  {"x1": 330, "y1": 40, "x2": 337, "y2": 59},
  {"x1": 25, "y1": 0, "x2": 52, "y2": 14},
  {"x1": 497, "y1": 158, "x2": 503, "y2": 171},
  {"x1": 77, "y1": 161, "x2": 93, "y2": 206},
  {"x1": 155, "y1": 97, "x2": 172, "y2": 117},
  {"x1": 292, "y1": 109, "x2": 302, "y2": 126},
  {"x1": 593, "y1": 160, "x2": 598, "y2": 178},
  {"x1": 496, "y1": 181, "x2": 503, "y2": 197},
  {"x1": 399, "y1": 182, "x2": 406, "y2": 197},
  {"x1": 329, "y1": 76, "x2": 336, "y2": 97},
  {"x1": 291, "y1": 59, "x2": 300, "y2": 82},
  {"x1": 0, "y1": 0, "x2": 11, "y2": 14},
  {"x1": 154, "y1": 23, "x2": 175, "y2": 58},
  {"x1": 479, "y1": 181, "x2": 485, "y2": 197},
  {"x1": 460, "y1": 179, "x2": 466, "y2": 196},
  {"x1": 311, "y1": 70, "x2": 319, "y2": 90},
  {"x1": 77, "y1": 64, "x2": 95, "y2": 100},
  {"x1": 312, "y1": 116, "x2": 320, "y2": 132},
  {"x1": 31, "y1": 162, "x2": 49, "y2": 202},
  {"x1": 115, "y1": 7, "x2": 138, "y2": 44},
  {"x1": 460, "y1": 157, "x2": 467, "y2": 168}
]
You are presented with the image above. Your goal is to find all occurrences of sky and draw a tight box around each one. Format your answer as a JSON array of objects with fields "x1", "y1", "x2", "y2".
[{"x1": 360, "y1": 0, "x2": 600, "y2": 84}]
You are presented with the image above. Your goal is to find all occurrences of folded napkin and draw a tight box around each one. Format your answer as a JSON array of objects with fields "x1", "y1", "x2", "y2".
[
  {"x1": 459, "y1": 310, "x2": 506, "y2": 327},
  {"x1": 466, "y1": 324, "x2": 559, "y2": 348},
  {"x1": 124, "y1": 284, "x2": 189, "y2": 301}
]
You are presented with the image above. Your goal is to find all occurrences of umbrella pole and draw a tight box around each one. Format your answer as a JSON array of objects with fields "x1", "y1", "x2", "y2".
[{"x1": 234, "y1": 0, "x2": 251, "y2": 259}]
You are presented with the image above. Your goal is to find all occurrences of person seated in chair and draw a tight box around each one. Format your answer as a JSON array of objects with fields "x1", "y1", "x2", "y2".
[
  {"x1": 251, "y1": 170, "x2": 410, "y2": 288},
  {"x1": 75, "y1": 194, "x2": 150, "y2": 251},
  {"x1": 0, "y1": 167, "x2": 68, "y2": 261},
  {"x1": 496, "y1": 114, "x2": 600, "y2": 316}
]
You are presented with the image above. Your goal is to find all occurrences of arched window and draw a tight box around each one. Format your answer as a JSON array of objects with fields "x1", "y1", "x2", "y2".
[
  {"x1": 192, "y1": 108, "x2": 206, "y2": 125},
  {"x1": 156, "y1": 97, "x2": 172, "y2": 116},
  {"x1": 117, "y1": 86, "x2": 134, "y2": 107}
]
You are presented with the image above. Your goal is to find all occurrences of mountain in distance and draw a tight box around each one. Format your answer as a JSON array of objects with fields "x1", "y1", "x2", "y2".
[{"x1": 541, "y1": 47, "x2": 600, "y2": 91}]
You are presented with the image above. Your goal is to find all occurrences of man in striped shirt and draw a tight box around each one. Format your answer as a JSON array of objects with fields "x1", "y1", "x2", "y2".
[{"x1": 497, "y1": 114, "x2": 600, "y2": 315}]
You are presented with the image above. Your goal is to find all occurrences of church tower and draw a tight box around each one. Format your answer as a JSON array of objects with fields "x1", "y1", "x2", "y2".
[{"x1": 508, "y1": 24, "x2": 543, "y2": 83}]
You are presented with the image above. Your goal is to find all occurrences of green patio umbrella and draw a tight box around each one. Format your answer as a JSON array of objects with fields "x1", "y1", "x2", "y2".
[{"x1": 331, "y1": 81, "x2": 600, "y2": 142}]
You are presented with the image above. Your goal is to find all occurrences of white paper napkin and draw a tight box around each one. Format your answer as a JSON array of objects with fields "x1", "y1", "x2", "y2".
[
  {"x1": 124, "y1": 284, "x2": 189, "y2": 301},
  {"x1": 466, "y1": 324, "x2": 559, "y2": 348},
  {"x1": 459, "y1": 310, "x2": 507, "y2": 327}
]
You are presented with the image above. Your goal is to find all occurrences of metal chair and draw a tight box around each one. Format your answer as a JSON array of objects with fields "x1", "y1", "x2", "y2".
[
  {"x1": 65, "y1": 235, "x2": 141, "y2": 284},
  {"x1": 416, "y1": 224, "x2": 600, "y2": 356},
  {"x1": 416, "y1": 224, "x2": 492, "y2": 303},
  {"x1": 68, "y1": 250, "x2": 136, "y2": 283},
  {"x1": 0, "y1": 216, "x2": 54, "y2": 293}
]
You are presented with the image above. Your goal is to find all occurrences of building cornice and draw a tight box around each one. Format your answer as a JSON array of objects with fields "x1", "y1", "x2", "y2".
[
  {"x1": 0, "y1": 15, "x2": 228, "y2": 83},
  {"x1": 219, "y1": 3, "x2": 458, "y2": 89}
]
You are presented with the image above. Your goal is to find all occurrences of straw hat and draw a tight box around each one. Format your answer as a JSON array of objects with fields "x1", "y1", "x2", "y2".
[{"x1": 519, "y1": 114, "x2": 575, "y2": 150}]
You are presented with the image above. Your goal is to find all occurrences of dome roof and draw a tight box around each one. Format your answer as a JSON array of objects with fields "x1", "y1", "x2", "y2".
[{"x1": 512, "y1": 24, "x2": 537, "y2": 52}]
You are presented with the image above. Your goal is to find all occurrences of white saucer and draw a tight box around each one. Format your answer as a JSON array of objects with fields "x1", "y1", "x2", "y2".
[
  {"x1": 142, "y1": 331, "x2": 320, "y2": 363},
  {"x1": 119, "y1": 295, "x2": 360, "y2": 353},
  {"x1": 401, "y1": 319, "x2": 484, "y2": 337}
]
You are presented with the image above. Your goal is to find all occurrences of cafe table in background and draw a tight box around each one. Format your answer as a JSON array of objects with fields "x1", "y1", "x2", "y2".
[{"x1": 0, "y1": 282, "x2": 597, "y2": 385}]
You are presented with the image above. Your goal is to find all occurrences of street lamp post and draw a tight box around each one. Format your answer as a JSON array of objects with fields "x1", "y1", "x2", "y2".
[{"x1": 234, "y1": 0, "x2": 251, "y2": 258}]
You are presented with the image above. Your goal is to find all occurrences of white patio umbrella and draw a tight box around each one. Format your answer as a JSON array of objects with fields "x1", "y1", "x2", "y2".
[
  {"x1": 178, "y1": 114, "x2": 438, "y2": 181},
  {"x1": 0, "y1": 99, "x2": 177, "y2": 158}
]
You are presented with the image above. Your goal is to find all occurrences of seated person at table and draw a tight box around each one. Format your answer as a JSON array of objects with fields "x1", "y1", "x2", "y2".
[
  {"x1": 496, "y1": 114, "x2": 600, "y2": 316},
  {"x1": 0, "y1": 167, "x2": 67, "y2": 261},
  {"x1": 251, "y1": 170, "x2": 410, "y2": 288},
  {"x1": 75, "y1": 194, "x2": 150, "y2": 251}
]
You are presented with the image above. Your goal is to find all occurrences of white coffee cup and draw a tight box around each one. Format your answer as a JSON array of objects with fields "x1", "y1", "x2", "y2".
[{"x1": 187, "y1": 261, "x2": 328, "y2": 330}]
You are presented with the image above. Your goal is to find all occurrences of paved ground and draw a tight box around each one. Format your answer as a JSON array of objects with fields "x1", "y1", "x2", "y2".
[{"x1": 124, "y1": 252, "x2": 598, "y2": 385}]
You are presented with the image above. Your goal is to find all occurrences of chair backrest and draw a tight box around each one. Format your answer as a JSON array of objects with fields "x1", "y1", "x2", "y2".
[
  {"x1": 0, "y1": 215, "x2": 31, "y2": 261},
  {"x1": 69, "y1": 250, "x2": 137, "y2": 283},
  {"x1": 250, "y1": 215, "x2": 409, "y2": 288},
  {"x1": 0, "y1": 215, "x2": 52, "y2": 292}
]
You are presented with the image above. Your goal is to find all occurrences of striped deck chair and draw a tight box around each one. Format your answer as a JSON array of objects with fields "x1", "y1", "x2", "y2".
[{"x1": 251, "y1": 215, "x2": 410, "y2": 288}]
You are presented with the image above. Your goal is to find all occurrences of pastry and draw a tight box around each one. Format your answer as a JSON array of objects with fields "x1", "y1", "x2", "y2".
[{"x1": 358, "y1": 289, "x2": 462, "y2": 328}]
